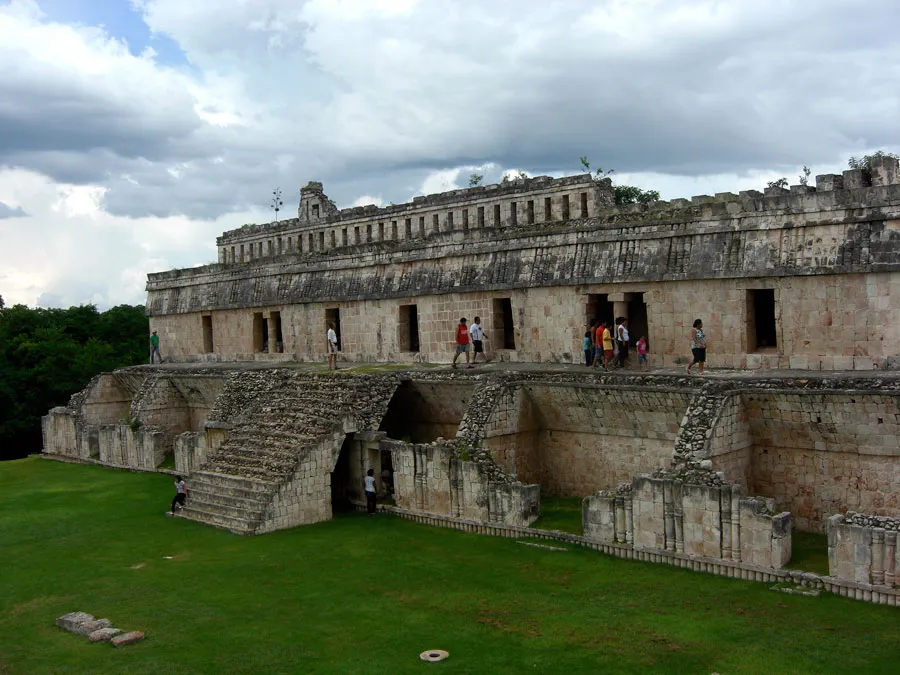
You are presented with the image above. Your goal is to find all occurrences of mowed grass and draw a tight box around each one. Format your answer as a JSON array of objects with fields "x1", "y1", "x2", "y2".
[
  {"x1": 531, "y1": 496, "x2": 584, "y2": 535},
  {"x1": 2, "y1": 459, "x2": 899, "y2": 675}
]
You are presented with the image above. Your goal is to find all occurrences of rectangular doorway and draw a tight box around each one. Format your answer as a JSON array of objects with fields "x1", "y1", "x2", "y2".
[
  {"x1": 627, "y1": 293, "x2": 648, "y2": 350},
  {"x1": 326, "y1": 307, "x2": 342, "y2": 351},
  {"x1": 747, "y1": 289, "x2": 777, "y2": 351},
  {"x1": 253, "y1": 312, "x2": 265, "y2": 352},
  {"x1": 586, "y1": 294, "x2": 614, "y2": 331},
  {"x1": 493, "y1": 298, "x2": 516, "y2": 349},
  {"x1": 398, "y1": 304, "x2": 420, "y2": 352},
  {"x1": 202, "y1": 315, "x2": 214, "y2": 354}
]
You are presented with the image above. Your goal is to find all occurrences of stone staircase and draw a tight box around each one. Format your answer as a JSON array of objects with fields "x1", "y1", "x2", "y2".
[{"x1": 178, "y1": 371, "x2": 397, "y2": 534}]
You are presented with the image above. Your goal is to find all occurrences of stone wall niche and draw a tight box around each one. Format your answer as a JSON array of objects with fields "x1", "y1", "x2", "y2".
[{"x1": 379, "y1": 380, "x2": 475, "y2": 443}]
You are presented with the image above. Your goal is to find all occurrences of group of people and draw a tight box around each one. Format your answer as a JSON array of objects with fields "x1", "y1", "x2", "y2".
[
  {"x1": 585, "y1": 317, "x2": 649, "y2": 371},
  {"x1": 451, "y1": 317, "x2": 490, "y2": 368}
]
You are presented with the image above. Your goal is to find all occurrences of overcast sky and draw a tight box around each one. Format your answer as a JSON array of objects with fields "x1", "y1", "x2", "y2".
[{"x1": 1, "y1": 0, "x2": 898, "y2": 308}]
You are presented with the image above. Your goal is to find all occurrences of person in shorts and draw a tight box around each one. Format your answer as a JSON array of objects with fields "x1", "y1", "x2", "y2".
[
  {"x1": 452, "y1": 317, "x2": 472, "y2": 368},
  {"x1": 326, "y1": 322, "x2": 338, "y2": 370},
  {"x1": 637, "y1": 335, "x2": 649, "y2": 371},
  {"x1": 602, "y1": 321, "x2": 615, "y2": 370},
  {"x1": 470, "y1": 316, "x2": 489, "y2": 364},
  {"x1": 687, "y1": 318, "x2": 707, "y2": 375}
]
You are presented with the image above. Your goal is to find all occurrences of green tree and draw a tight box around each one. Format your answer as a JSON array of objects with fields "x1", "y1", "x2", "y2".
[
  {"x1": 0, "y1": 303, "x2": 149, "y2": 461},
  {"x1": 468, "y1": 173, "x2": 483, "y2": 187},
  {"x1": 579, "y1": 156, "x2": 659, "y2": 206},
  {"x1": 848, "y1": 150, "x2": 900, "y2": 182}
]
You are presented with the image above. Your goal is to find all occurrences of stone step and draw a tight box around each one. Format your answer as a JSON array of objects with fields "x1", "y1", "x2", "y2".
[
  {"x1": 202, "y1": 461, "x2": 287, "y2": 482},
  {"x1": 190, "y1": 471, "x2": 275, "y2": 494},
  {"x1": 205, "y1": 455, "x2": 297, "y2": 473},
  {"x1": 186, "y1": 496, "x2": 267, "y2": 521},
  {"x1": 216, "y1": 446, "x2": 309, "y2": 463},
  {"x1": 179, "y1": 505, "x2": 263, "y2": 535},
  {"x1": 189, "y1": 487, "x2": 270, "y2": 511}
]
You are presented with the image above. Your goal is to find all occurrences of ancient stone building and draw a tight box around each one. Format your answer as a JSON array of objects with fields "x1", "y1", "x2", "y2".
[
  {"x1": 41, "y1": 155, "x2": 900, "y2": 607},
  {"x1": 147, "y1": 158, "x2": 900, "y2": 370}
]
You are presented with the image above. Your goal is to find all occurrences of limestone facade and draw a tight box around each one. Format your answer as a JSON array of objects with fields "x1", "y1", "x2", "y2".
[{"x1": 146, "y1": 158, "x2": 900, "y2": 371}]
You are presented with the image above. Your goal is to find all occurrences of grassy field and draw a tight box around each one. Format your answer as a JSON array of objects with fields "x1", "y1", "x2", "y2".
[
  {"x1": 2, "y1": 458, "x2": 899, "y2": 675},
  {"x1": 530, "y1": 496, "x2": 583, "y2": 535}
]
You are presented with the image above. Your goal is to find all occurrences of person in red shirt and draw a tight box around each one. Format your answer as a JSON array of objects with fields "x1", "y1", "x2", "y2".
[{"x1": 452, "y1": 317, "x2": 472, "y2": 369}]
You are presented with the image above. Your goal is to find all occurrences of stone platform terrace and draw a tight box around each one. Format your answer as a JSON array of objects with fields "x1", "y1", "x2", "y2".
[{"x1": 41, "y1": 361, "x2": 900, "y2": 604}]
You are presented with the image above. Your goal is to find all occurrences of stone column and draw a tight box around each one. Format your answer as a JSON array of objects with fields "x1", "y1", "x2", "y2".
[
  {"x1": 414, "y1": 446, "x2": 426, "y2": 511},
  {"x1": 885, "y1": 531, "x2": 897, "y2": 587},
  {"x1": 721, "y1": 486, "x2": 733, "y2": 559},
  {"x1": 615, "y1": 496, "x2": 626, "y2": 544},
  {"x1": 624, "y1": 494, "x2": 634, "y2": 544},
  {"x1": 663, "y1": 481, "x2": 675, "y2": 552},
  {"x1": 267, "y1": 312, "x2": 279, "y2": 354},
  {"x1": 673, "y1": 481, "x2": 684, "y2": 554},
  {"x1": 872, "y1": 528, "x2": 886, "y2": 586},
  {"x1": 608, "y1": 293, "x2": 629, "y2": 324},
  {"x1": 731, "y1": 485, "x2": 742, "y2": 563}
]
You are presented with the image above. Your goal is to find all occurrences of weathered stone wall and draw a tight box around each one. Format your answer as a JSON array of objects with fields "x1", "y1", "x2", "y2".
[
  {"x1": 708, "y1": 394, "x2": 754, "y2": 489},
  {"x1": 97, "y1": 425, "x2": 166, "y2": 469},
  {"x1": 745, "y1": 392, "x2": 900, "y2": 531},
  {"x1": 379, "y1": 380, "x2": 475, "y2": 442},
  {"x1": 828, "y1": 513, "x2": 900, "y2": 588},
  {"x1": 585, "y1": 468, "x2": 791, "y2": 570},
  {"x1": 389, "y1": 438, "x2": 540, "y2": 527},
  {"x1": 483, "y1": 383, "x2": 690, "y2": 496}
]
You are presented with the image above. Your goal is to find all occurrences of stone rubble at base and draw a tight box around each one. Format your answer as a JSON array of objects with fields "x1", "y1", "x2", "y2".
[{"x1": 55, "y1": 612, "x2": 137, "y2": 646}]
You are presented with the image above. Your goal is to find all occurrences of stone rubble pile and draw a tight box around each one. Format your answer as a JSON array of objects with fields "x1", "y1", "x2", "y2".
[
  {"x1": 55, "y1": 611, "x2": 144, "y2": 647},
  {"x1": 843, "y1": 512, "x2": 900, "y2": 531}
]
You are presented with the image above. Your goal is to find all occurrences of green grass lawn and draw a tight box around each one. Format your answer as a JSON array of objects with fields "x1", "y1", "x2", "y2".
[
  {"x1": 786, "y1": 530, "x2": 830, "y2": 576},
  {"x1": 2, "y1": 458, "x2": 899, "y2": 674},
  {"x1": 530, "y1": 496, "x2": 583, "y2": 535}
]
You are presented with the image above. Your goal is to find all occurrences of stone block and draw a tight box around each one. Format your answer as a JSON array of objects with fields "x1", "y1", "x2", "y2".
[
  {"x1": 842, "y1": 169, "x2": 867, "y2": 190},
  {"x1": 110, "y1": 631, "x2": 146, "y2": 647},
  {"x1": 89, "y1": 628, "x2": 122, "y2": 643},
  {"x1": 56, "y1": 612, "x2": 94, "y2": 633},
  {"x1": 74, "y1": 618, "x2": 112, "y2": 636}
]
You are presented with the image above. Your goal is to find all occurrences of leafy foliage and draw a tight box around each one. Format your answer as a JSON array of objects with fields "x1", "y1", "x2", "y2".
[
  {"x1": 767, "y1": 177, "x2": 789, "y2": 189},
  {"x1": 468, "y1": 173, "x2": 483, "y2": 187},
  {"x1": 579, "y1": 156, "x2": 660, "y2": 205},
  {"x1": 848, "y1": 150, "x2": 900, "y2": 182},
  {"x1": 799, "y1": 165, "x2": 811, "y2": 187},
  {"x1": 0, "y1": 303, "x2": 148, "y2": 460}
]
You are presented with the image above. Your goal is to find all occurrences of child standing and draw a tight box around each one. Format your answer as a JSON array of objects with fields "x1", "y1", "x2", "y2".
[
  {"x1": 637, "y1": 336, "x2": 649, "y2": 371},
  {"x1": 583, "y1": 330, "x2": 593, "y2": 366}
]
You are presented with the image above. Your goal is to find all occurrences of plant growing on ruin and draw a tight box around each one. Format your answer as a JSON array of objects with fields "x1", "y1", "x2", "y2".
[
  {"x1": 468, "y1": 173, "x2": 483, "y2": 187},
  {"x1": 848, "y1": 150, "x2": 900, "y2": 182},
  {"x1": 798, "y1": 166, "x2": 811, "y2": 187},
  {"x1": 579, "y1": 156, "x2": 659, "y2": 205},
  {"x1": 271, "y1": 188, "x2": 284, "y2": 223},
  {"x1": 766, "y1": 177, "x2": 789, "y2": 190}
]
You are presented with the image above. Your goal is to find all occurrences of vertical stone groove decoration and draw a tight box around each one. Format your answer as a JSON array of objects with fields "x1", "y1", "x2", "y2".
[{"x1": 828, "y1": 513, "x2": 900, "y2": 588}]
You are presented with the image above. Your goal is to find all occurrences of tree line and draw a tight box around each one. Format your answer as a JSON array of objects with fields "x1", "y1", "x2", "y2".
[{"x1": 0, "y1": 298, "x2": 149, "y2": 461}]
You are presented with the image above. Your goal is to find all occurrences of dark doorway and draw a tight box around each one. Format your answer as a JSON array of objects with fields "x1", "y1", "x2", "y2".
[
  {"x1": 493, "y1": 298, "x2": 516, "y2": 349},
  {"x1": 379, "y1": 449, "x2": 395, "y2": 503},
  {"x1": 331, "y1": 434, "x2": 355, "y2": 513},
  {"x1": 271, "y1": 311, "x2": 283, "y2": 353},
  {"x1": 586, "y1": 294, "x2": 615, "y2": 331},
  {"x1": 326, "y1": 307, "x2": 342, "y2": 350},
  {"x1": 202, "y1": 315, "x2": 214, "y2": 354},
  {"x1": 627, "y1": 293, "x2": 649, "y2": 350},
  {"x1": 379, "y1": 380, "x2": 475, "y2": 442},
  {"x1": 253, "y1": 312, "x2": 265, "y2": 352},
  {"x1": 261, "y1": 317, "x2": 269, "y2": 353},
  {"x1": 748, "y1": 289, "x2": 777, "y2": 350},
  {"x1": 399, "y1": 304, "x2": 420, "y2": 352}
]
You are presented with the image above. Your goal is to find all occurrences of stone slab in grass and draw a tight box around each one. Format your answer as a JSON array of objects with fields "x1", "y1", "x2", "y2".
[
  {"x1": 89, "y1": 628, "x2": 122, "y2": 643},
  {"x1": 74, "y1": 619, "x2": 111, "y2": 636},
  {"x1": 110, "y1": 631, "x2": 145, "y2": 648},
  {"x1": 55, "y1": 612, "x2": 94, "y2": 633}
]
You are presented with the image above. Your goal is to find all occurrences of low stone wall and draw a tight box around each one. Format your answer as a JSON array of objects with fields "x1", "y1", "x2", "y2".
[
  {"x1": 828, "y1": 513, "x2": 900, "y2": 587},
  {"x1": 584, "y1": 469, "x2": 791, "y2": 570},
  {"x1": 388, "y1": 438, "x2": 540, "y2": 527},
  {"x1": 97, "y1": 425, "x2": 166, "y2": 470},
  {"x1": 42, "y1": 408, "x2": 78, "y2": 458}
]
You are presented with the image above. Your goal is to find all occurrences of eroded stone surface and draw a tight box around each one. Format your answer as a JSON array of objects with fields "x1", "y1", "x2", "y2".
[
  {"x1": 55, "y1": 612, "x2": 94, "y2": 633},
  {"x1": 110, "y1": 631, "x2": 145, "y2": 647},
  {"x1": 73, "y1": 618, "x2": 111, "y2": 636},
  {"x1": 88, "y1": 627, "x2": 122, "y2": 643}
]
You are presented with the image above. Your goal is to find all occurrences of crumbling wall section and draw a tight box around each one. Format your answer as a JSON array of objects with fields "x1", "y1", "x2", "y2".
[{"x1": 829, "y1": 513, "x2": 900, "y2": 589}]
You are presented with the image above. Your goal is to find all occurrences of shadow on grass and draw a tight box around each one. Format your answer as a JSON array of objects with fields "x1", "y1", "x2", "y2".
[{"x1": 786, "y1": 530, "x2": 829, "y2": 575}]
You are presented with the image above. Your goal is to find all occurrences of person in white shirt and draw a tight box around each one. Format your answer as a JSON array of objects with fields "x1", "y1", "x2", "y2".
[
  {"x1": 326, "y1": 322, "x2": 338, "y2": 370},
  {"x1": 617, "y1": 318, "x2": 630, "y2": 369},
  {"x1": 469, "y1": 316, "x2": 490, "y2": 365},
  {"x1": 364, "y1": 469, "x2": 377, "y2": 515},
  {"x1": 170, "y1": 476, "x2": 189, "y2": 515}
]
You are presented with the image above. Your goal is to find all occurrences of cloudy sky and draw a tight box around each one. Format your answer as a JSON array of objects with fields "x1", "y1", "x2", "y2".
[{"x1": 1, "y1": 0, "x2": 898, "y2": 308}]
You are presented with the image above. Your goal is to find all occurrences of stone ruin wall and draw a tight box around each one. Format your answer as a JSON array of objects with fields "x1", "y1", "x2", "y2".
[
  {"x1": 41, "y1": 367, "x2": 900, "y2": 604},
  {"x1": 146, "y1": 158, "x2": 900, "y2": 371}
]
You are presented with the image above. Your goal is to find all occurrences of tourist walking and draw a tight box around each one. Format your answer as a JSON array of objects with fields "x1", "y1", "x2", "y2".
[
  {"x1": 687, "y1": 319, "x2": 707, "y2": 375},
  {"x1": 592, "y1": 320, "x2": 604, "y2": 369},
  {"x1": 326, "y1": 322, "x2": 339, "y2": 370},
  {"x1": 364, "y1": 469, "x2": 377, "y2": 515},
  {"x1": 602, "y1": 321, "x2": 615, "y2": 370},
  {"x1": 617, "y1": 317, "x2": 630, "y2": 369},
  {"x1": 586, "y1": 319, "x2": 597, "y2": 366},
  {"x1": 149, "y1": 330, "x2": 163, "y2": 364},
  {"x1": 170, "y1": 476, "x2": 189, "y2": 515},
  {"x1": 470, "y1": 316, "x2": 489, "y2": 364},
  {"x1": 637, "y1": 335, "x2": 649, "y2": 371},
  {"x1": 584, "y1": 330, "x2": 593, "y2": 366},
  {"x1": 452, "y1": 317, "x2": 472, "y2": 368}
]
